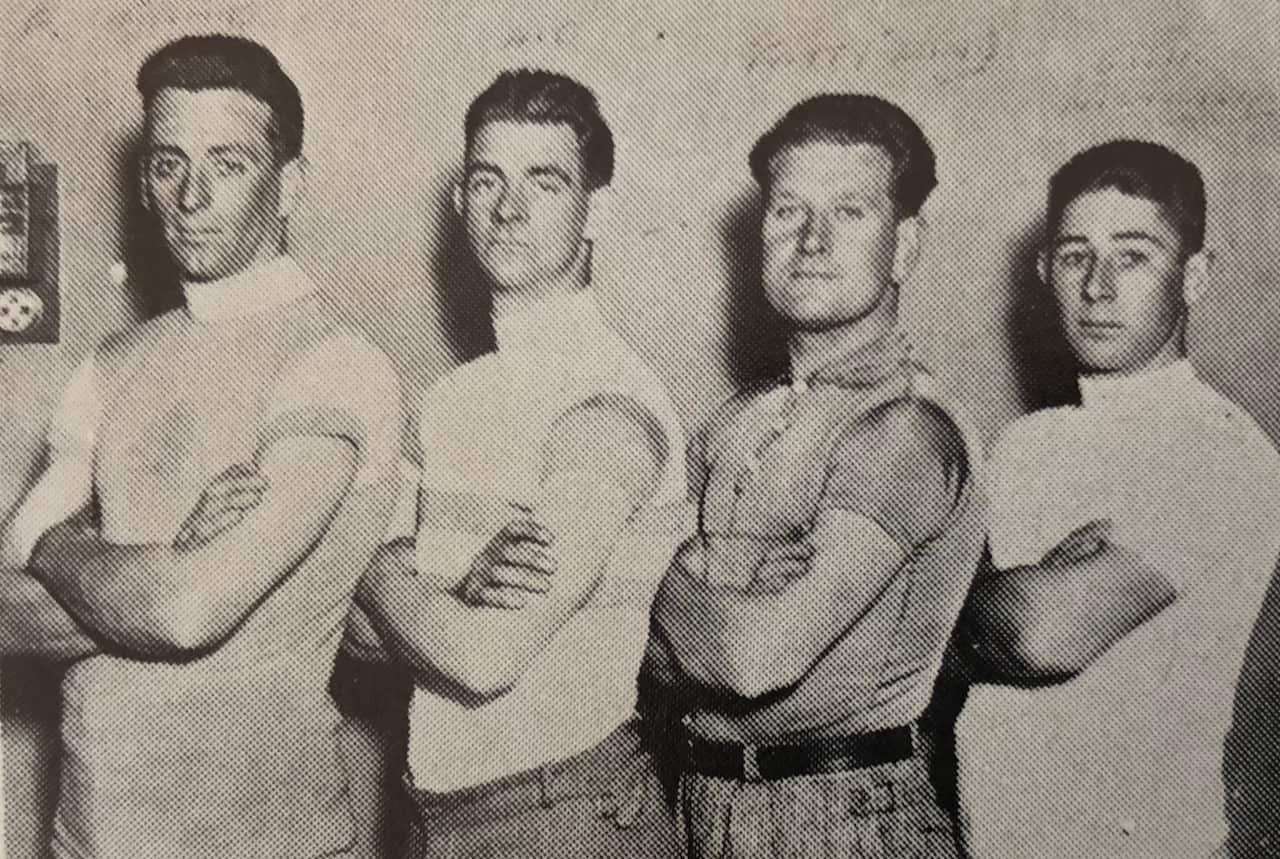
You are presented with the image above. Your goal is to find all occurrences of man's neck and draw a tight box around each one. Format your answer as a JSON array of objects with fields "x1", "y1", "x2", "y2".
[
  {"x1": 179, "y1": 241, "x2": 286, "y2": 290},
  {"x1": 788, "y1": 285, "x2": 899, "y2": 383},
  {"x1": 1082, "y1": 319, "x2": 1188, "y2": 382},
  {"x1": 490, "y1": 242, "x2": 591, "y2": 325}
]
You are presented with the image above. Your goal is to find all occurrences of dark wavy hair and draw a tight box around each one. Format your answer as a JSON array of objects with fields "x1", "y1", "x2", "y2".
[
  {"x1": 749, "y1": 94, "x2": 937, "y2": 217},
  {"x1": 137, "y1": 34, "x2": 304, "y2": 163},
  {"x1": 1047, "y1": 140, "x2": 1206, "y2": 254},
  {"x1": 465, "y1": 69, "x2": 614, "y2": 190}
]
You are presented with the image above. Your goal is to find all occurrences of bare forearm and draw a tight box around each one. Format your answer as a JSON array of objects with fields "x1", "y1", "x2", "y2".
[
  {"x1": 29, "y1": 523, "x2": 186, "y2": 655},
  {"x1": 966, "y1": 548, "x2": 1175, "y2": 680},
  {"x1": 654, "y1": 570, "x2": 822, "y2": 698},
  {"x1": 0, "y1": 567, "x2": 100, "y2": 660},
  {"x1": 359, "y1": 544, "x2": 573, "y2": 702}
]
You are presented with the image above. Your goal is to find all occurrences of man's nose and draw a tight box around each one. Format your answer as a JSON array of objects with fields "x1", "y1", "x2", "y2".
[
  {"x1": 178, "y1": 166, "x2": 211, "y2": 214},
  {"x1": 1082, "y1": 259, "x2": 1116, "y2": 302},
  {"x1": 493, "y1": 184, "x2": 527, "y2": 224},
  {"x1": 799, "y1": 210, "x2": 830, "y2": 256}
]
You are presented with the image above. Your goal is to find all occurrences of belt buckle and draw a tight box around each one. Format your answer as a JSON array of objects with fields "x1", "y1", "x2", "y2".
[{"x1": 742, "y1": 743, "x2": 762, "y2": 782}]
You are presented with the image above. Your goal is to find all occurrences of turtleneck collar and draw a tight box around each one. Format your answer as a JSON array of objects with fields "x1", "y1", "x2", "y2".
[
  {"x1": 1078, "y1": 358, "x2": 1198, "y2": 410},
  {"x1": 492, "y1": 286, "x2": 598, "y2": 354},
  {"x1": 182, "y1": 254, "x2": 314, "y2": 324}
]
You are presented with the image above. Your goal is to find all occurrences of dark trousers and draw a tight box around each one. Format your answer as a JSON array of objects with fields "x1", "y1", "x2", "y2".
[
  {"x1": 404, "y1": 718, "x2": 681, "y2": 858},
  {"x1": 676, "y1": 726, "x2": 959, "y2": 859}
]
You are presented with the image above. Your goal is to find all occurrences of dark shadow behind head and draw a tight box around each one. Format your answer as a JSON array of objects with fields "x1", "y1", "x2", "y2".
[
  {"x1": 118, "y1": 130, "x2": 181, "y2": 319},
  {"x1": 718, "y1": 187, "x2": 788, "y2": 388},
  {"x1": 431, "y1": 168, "x2": 495, "y2": 364},
  {"x1": 1006, "y1": 214, "x2": 1080, "y2": 411}
]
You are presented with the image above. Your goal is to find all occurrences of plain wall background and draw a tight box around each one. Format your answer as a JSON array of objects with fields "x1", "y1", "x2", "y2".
[{"x1": 3, "y1": 0, "x2": 1279, "y2": 856}]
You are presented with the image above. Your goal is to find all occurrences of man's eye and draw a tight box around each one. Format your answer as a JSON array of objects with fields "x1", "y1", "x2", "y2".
[
  {"x1": 1115, "y1": 250, "x2": 1150, "y2": 268},
  {"x1": 149, "y1": 156, "x2": 184, "y2": 179},
  {"x1": 467, "y1": 174, "x2": 499, "y2": 193},
  {"x1": 771, "y1": 204, "x2": 800, "y2": 220},
  {"x1": 212, "y1": 158, "x2": 248, "y2": 178},
  {"x1": 1056, "y1": 250, "x2": 1090, "y2": 268},
  {"x1": 535, "y1": 178, "x2": 565, "y2": 193},
  {"x1": 833, "y1": 204, "x2": 865, "y2": 220}
]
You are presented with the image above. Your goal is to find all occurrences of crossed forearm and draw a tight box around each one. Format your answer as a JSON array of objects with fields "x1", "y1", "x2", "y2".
[
  {"x1": 28, "y1": 518, "x2": 192, "y2": 657},
  {"x1": 357, "y1": 538, "x2": 580, "y2": 704}
]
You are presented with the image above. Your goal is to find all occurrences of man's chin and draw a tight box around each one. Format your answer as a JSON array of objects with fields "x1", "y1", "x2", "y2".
[
  {"x1": 1070, "y1": 342, "x2": 1140, "y2": 376},
  {"x1": 172, "y1": 255, "x2": 246, "y2": 284}
]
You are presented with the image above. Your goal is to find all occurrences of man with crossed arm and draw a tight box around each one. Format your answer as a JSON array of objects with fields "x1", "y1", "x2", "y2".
[
  {"x1": 956, "y1": 141, "x2": 1280, "y2": 859},
  {"x1": 0, "y1": 36, "x2": 401, "y2": 859},
  {"x1": 639, "y1": 94, "x2": 987, "y2": 858},
  {"x1": 351, "y1": 69, "x2": 686, "y2": 857}
]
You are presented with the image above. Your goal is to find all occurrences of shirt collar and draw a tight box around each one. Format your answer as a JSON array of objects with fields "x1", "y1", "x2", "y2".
[
  {"x1": 182, "y1": 255, "x2": 315, "y2": 323},
  {"x1": 492, "y1": 287, "x2": 599, "y2": 353},
  {"x1": 793, "y1": 327, "x2": 912, "y2": 391},
  {"x1": 1078, "y1": 358, "x2": 1199, "y2": 410}
]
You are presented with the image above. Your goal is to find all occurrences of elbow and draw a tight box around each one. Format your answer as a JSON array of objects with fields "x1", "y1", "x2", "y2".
[
  {"x1": 453, "y1": 665, "x2": 518, "y2": 705},
  {"x1": 142, "y1": 609, "x2": 224, "y2": 659},
  {"x1": 138, "y1": 588, "x2": 239, "y2": 658},
  {"x1": 672, "y1": 630, "x2": 799, "y2": 700},
  {"x1": 719, "y1": 646, "x2": 804, "y2": 700},
  {"x1": 404, "y1": 638, "x2": 522, "y2": 706},
  {"x1": 969, "y1": 599, "x2": 1086, "y2": 681},
  {"x1": 1003, "y1": 624, "x2": 1087, "y2": 680}
]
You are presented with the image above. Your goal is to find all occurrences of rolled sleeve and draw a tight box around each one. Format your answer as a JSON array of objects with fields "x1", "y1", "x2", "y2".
[
  {"x1": 262, "y1": 332, "x2": 402, "y2": 490},
  {"x1": 819, "y1": 397, "x2": 967, "y2": 553}
]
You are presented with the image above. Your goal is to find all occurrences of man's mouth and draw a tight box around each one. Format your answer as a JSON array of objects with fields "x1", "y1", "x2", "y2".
[
  {"x1": 1078, "y1": 319, "x2": 1125, "y2": 337},
  {"x1": 175, "y1": 228, "x2": 221, "y2": 243},
  {"x1": 790, "y1": 269, "x2": 839, "y2": 280}
]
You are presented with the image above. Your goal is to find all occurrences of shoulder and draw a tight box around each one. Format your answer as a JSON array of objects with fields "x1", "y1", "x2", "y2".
[
  {"x1": 285, "y1": 324, "x2": 396, "y2": 386},
  {"x1": 991, "y1": 404, "x2": 1075, "y2": 467},
  {"x1": 712, "y1": 379, "x2": 780, "y2": 430},
  {"x1": 1197, "y1": 384, "x2": 1280, "y2": 487},
  {"x1": 834, "y1": 395, "x2": 967, "y2": 474},
  {"x1": 422, "y1": 351, "x2": 498, "y2": 408},
  {"x1": 96, "y1": 310, "x2": 187, "y2": 368},
  {"x1": 272, "y1": 325, "x2": 402, "y2": 435}
]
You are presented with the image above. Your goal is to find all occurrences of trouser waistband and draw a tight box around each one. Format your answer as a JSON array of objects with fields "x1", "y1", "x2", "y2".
[{"x1": 682, "y1": 722, "x2": 918, "y2": 782}]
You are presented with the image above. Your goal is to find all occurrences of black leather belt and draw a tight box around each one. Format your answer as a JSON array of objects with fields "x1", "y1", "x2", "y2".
[{"x1": 683, "y1": 724, "x2": 916, "y2": 782}]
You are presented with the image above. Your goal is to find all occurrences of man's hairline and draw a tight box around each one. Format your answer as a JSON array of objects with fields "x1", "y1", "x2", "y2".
[
  {"x1": 1049, "y1": 184, "x2": 1196, "y2": 256},
  {"x1": 464, "y1": 116, "x2": 608, "y2": 189},
  {"x1": 142, "y1": 84, "x2": 294, "y2": 164},
  {"x1": 757, "y1": 138, "x2": 916, "y2": 220}
]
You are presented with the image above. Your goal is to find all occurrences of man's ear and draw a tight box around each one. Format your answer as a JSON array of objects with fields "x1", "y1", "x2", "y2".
[
  {"x1": 138, "y1": 158, "x2": 151, "y2": 212},
  {"x1": 1182, "y1": 248, "x2": 1214, "y2": 306},
  {"x1": 582, "y1": 184, "x2": 611, "y2": 243},
  {"x1": 277, "y1": 156, "x2": 307, "y2": 220},
  {"x1": 1036, "y1": 248, "x2": 1049, "y2": 284},
  {"x1": 452, "y1": 181, "x2": 465, "y2": 219},
  {"x1": 891, "y1": 215, "x2": 925, "y2": 283}
]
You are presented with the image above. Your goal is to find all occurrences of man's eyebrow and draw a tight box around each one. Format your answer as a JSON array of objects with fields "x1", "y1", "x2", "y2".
[
  {"x1": 528, "y1": 165, "x2": 573, "y2": 185},
  {"x1": 1111, "y1": 230, "x2": 1167, "y2": 247},
  {"x1": 1053, "y1": 234, "x2": 1088, "y2": 248},
  {"x1": 208, "y1": 143, "x2": 264, "y2": 160}
]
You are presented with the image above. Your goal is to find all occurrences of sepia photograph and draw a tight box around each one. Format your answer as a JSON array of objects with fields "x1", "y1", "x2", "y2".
[{"x1": 1, "y1": 1, "x2": 1278, "y2": 856}]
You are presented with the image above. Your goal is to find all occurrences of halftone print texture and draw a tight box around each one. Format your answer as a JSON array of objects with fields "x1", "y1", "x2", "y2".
[{"x1": 2, "y1": 2, "x2": 1279, "y2": 858}]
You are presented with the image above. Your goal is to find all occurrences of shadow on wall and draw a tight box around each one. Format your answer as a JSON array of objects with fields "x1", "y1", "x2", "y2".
[
  {"x1": 718, "y1": 188, "x2": 788, "y2": 388},
  {"x1": 115, "y1": 132, "x2": 183, "y2": 320},
  {"x1": 429, "y1": 172, "x2": 495, "y2": 365},
  {"x1": 1004, "y1": 215, "x2": 1080, "y2": 412}
]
